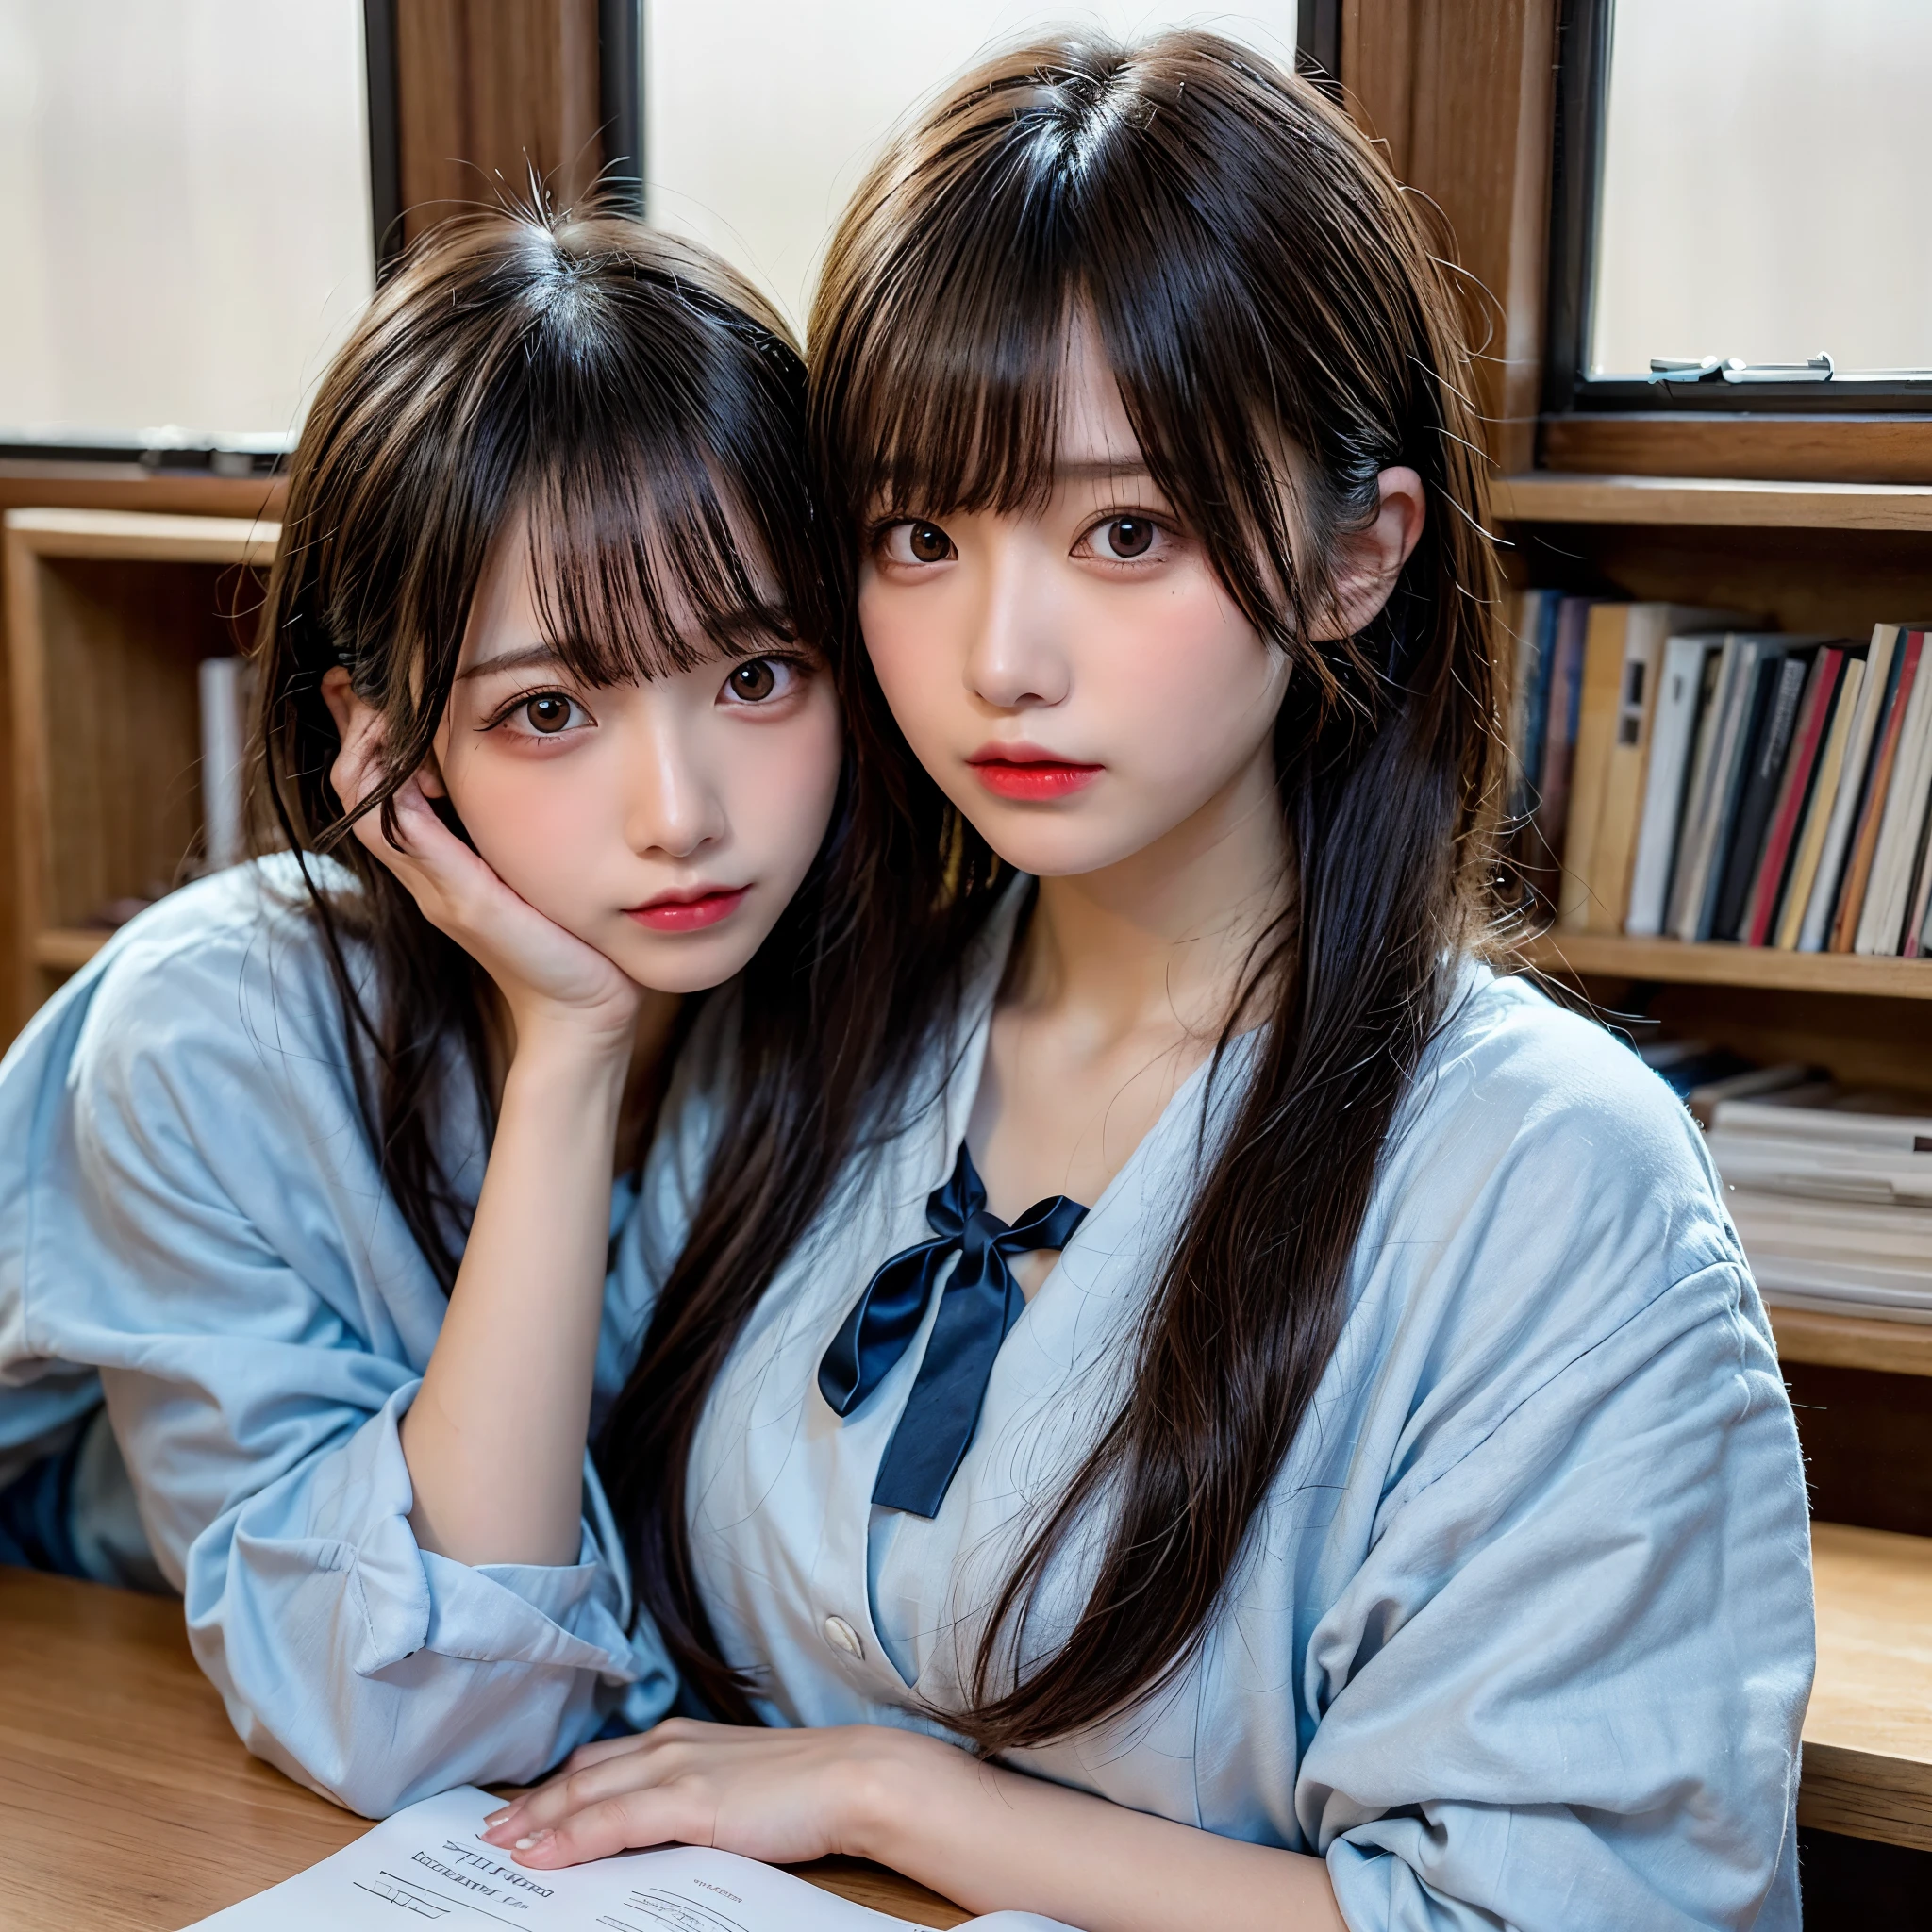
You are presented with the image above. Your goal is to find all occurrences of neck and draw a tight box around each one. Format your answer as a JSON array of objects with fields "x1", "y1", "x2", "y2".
[{"x1": 1013, "y1": 744, "x2": 1291, "y2": 1047}]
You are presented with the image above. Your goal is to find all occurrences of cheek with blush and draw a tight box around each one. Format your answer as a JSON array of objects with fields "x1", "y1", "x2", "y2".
[{"x1": 439, "y1": 747, "x2": 622, "y2": 941}]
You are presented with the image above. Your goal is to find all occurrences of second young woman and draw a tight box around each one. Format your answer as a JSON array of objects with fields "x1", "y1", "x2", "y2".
[
  {"x1": 0, "y1": 209, "x2": 858, "y2": 1812},
  {"x1": 484, "y1": 33, "x2": 1813, "y2": 1932}
]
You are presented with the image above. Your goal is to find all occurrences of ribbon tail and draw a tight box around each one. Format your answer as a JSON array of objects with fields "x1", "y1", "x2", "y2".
[{"x1": 817, "y1": 1241, "x2": 949, "y2": 1416}]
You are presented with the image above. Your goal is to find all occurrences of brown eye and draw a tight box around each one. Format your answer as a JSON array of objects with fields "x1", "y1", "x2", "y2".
[
  {"x1": 908, "y1": 523, "x2": 952, "y2": 563},
  {"x1": 727, "y1": 658, "x2": 778, "y2": 702},
  {"x1": 1103, "y1": 516, "x2": 1154, "y2": 558},
  {"x1": 524, "y1": 693, "x2": 574, "y2": 733}
]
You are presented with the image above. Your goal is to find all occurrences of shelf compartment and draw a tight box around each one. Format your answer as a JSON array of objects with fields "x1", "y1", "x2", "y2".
[
  {"x1": 1805, "y1": 1522, "x2": 1932, "y2": 1851},
  {"x1": 1517, "y1": 932, "x2": 1932, "y2": 999},
  {"x1": 1493, "y1": 473, "x2": 1932, "y2": 532}
]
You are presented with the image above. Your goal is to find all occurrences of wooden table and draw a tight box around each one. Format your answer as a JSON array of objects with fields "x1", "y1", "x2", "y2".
[
  {"x1": 1805, "y1": 1523, "x2": 1932, "y2": 1853},
  {"x1": 0, "y1": 1568, "x2": 968, "y2": 1929},
  {"x1": 8, "y1": 1530, "x2": 1931, "y2": 1920}
]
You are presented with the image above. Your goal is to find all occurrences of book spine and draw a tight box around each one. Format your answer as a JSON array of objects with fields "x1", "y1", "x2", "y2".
[
  {"x1": 198, "y1": 657, "x2": 249, "y2": 873},
  {"x1": 1778, "y1": 657, "x2": 1866, "y2": 951},
  {"x1": 1673, "y1": 641, "x2": 1759, "y2": 942},
  {"x1": 1831, "y1": 631, "x2": 1921, "y2": 951},
  {"x1": 1557, "y1": 603, "x2": 1630, "y2": 931},
  {"x1": 1902, "y1": 788, "x2": 1932, "y2": 959},
  {"x1": 1665, "y1": 641, "x2": 1740, "y2": 940},
  {"x1": 1744, "y1": 648, "x2": 1840, "y2": 948},
  {"x1": 1535, "y1": 599, "x2": 1591, "y2": 885},
  {"x1": 1855, "y1": 639, "x2": 1932, "y2": 954},
  {"x1": 1715, "y1": 650, "x2": 1808, "y2": 941},
  {"x1": 1625, "y1": 639, "x2": 1709, "y2": 937},
  {"x1": 1799, "y1": 625, "x2": 1898, "y2": 951}
]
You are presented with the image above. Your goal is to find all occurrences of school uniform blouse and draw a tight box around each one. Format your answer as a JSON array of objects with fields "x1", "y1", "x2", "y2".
[
  {"x1": 646, "y1": 903, "x2": 1812, "y2": 1932},
  {"x1": 0, "y1": 858, "x2": 676, "y2": 1816}
]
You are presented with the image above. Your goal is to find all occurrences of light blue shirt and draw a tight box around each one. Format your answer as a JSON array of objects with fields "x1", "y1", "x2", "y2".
[
  {"x1": 646, "y1": 905, "x2": 1812, "y2": 1931},
  {"x1": 0, "y1": 859, "x2": 675, "y2": 1815}
]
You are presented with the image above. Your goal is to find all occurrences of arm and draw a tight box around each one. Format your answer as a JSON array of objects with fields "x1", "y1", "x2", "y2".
[
  {"x1": 328, "y1": 692, "x2": 676, "y2": 1567},
  {"x1": 58, "y1": 908, "x2": 675, "y2": 1814},
  {"x1": 482, "y1": 1722, "x2": 1345, "y2": 1932}
]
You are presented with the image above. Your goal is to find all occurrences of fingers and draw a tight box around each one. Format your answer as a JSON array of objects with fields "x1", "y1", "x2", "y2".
[
  {"x1": 480, "y1": 1722, "x2": 735, "y2": 1849},
  {"x1": 510, "y1": 1788, "x2": 706, "y2": 1870}
]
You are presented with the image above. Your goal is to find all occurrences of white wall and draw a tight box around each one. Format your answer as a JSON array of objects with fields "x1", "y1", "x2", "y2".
[
  {"x1": 647, "y1": 5, "x2": 1307, "y2": 336},
  {"x1": 1592, "y1": 0, "x2": 1932, "y2": 375},
  {"x1": 0, "y1": 0, "x2": 373, "y2": 445}
]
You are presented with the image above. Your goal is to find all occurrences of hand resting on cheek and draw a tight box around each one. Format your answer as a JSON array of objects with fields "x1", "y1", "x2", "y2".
[{"x1": 324, "y1": 669, "x2": 647, "y2": 1058}]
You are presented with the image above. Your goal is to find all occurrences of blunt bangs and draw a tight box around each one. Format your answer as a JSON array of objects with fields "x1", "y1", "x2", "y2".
[{"x1": 515, "y1": 261, "x2": 815, "y2": 685}]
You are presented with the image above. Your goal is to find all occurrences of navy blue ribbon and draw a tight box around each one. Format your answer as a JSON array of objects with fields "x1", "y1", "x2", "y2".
[{"x1": 818, "y1": 1144, "x2": 1087, "y2": 1519}]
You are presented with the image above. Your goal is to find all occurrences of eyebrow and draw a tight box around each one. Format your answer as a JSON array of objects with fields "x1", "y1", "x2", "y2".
[{"x1": 456, "y1": 643, "x2": 565, "y2": 682}]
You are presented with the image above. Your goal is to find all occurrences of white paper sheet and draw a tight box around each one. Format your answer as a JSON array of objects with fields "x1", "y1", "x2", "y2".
[{"x1": 186, "y1": 1786, "x2": 1074, "y2": 1932}]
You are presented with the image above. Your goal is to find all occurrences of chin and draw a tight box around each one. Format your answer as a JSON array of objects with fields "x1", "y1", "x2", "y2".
[
  {"x1": 954, "y1": 804, "x2": 1153, "y2": 879},
  {"x1": 611, "y1": 932, "x2": 759, "y2": 995}
]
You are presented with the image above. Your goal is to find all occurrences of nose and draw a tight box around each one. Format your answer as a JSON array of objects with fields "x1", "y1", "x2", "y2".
[
  {"x1": 962, "y1": 535, "x2": 1070, "y2": 711},
  {"x1": 627, "y1": 696, "x2": 726, "y2": 861}
]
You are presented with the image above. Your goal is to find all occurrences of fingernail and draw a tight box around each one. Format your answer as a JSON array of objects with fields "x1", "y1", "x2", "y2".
[
  {"x1": 483, "y1": 1807, "x2": 511, "y2": 1826},
  {"x1": 515, "y1": 1830, "x2": 552, "y2": 1852}
]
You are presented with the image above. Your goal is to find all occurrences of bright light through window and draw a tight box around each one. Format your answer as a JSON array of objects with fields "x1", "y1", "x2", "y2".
[
  {"x1": 0, "y1": 0, "x2": 374, "y2": 451},
  {"x1": 1591, "y1": 0, "x2": 1932, "y2": 378},
  {"x1": 646, "y1": 4, "x2": 1307, "y2": 337}
]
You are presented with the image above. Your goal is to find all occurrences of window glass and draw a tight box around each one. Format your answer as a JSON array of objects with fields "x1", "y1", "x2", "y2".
[
  {"x1": 1591, "y1": 0, "x2": 1932, "y2": 377},
  {"x1": 647, "y1": 4, "x2": 1306, "y2": 335},
  {"x1": 0, "y1": 0, "x2": 373, "y2": 451}
]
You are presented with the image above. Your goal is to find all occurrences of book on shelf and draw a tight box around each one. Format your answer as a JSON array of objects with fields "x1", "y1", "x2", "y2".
[
  {"x1": 1668, "y1": 635, "x2": 1800, "y2": 943},
  {"x1": 1739, "y1": 645, "x2": 1844, "y2": 948},
  {"x1": 1557, "y1": 603, "x2": 1747, "y2": 935},
  {"x1": 1626, "y1": 635, "x2": 1725, "y2": 938},
  {"x1": 198, "y1": 655, "x2": 257, "y2": 873},
  {"x1": 1509, "y1": 591, "x2": 1932, "y2": 959},
  {"x1": 1832, "y1": 628, "x2": 1923, "y2": 951},
  {"x1": 1711, "y1": 643, "x2": 1820, "y2": 942},
  {"x1": 1533, "y1": 596, "x2": 1597, "y2": 876},
  {"x1": 1798, "y1": 623, "x2": 1901, "y2": 950},
  {"x1": 1775, "y1": 651, "x2": 1867, "y2": 950},
  {"x1": 1856, "y1": 626, "x2": 1932, "y2": 954}
]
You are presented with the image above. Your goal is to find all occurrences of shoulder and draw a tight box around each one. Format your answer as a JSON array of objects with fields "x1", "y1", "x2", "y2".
[
  {"x1": 52, "y1": 857, "x2": 369, "y2": 1137},
  {"x1": 1363, "y1": 962, "x2": 1749, "y2": 1360}
]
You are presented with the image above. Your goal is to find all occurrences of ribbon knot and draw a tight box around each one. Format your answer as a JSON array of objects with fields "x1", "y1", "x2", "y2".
[{"x1": 817, "y1": 1143, "x2": 1087, "y2": 1518}]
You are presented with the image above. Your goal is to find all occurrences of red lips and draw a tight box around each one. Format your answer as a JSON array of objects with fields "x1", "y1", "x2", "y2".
[
  {"x1": 625, "y1": 886, "x2": 749, "y2": 933},
  {"x1": 966, "y1": 741, "x2": 1102, "y2": 801}
]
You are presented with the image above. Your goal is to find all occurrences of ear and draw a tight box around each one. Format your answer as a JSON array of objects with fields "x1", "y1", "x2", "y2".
[
  {"x1": 1317, "y1": 466, "x2": 1427, "y2": 641},
  {"x1": 319, "y1": 666, "x2": 448, "y2": 800}
]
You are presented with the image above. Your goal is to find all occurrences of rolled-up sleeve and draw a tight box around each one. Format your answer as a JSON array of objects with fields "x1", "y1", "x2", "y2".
[{"x1": 28, "y1": 905, "x2": 675, "y2": 1816}]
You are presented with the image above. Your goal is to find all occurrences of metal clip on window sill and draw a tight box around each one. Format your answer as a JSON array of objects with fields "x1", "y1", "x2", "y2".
[{"x1": 1649, "y1": 354, "x2": 1837, "y2": 385}]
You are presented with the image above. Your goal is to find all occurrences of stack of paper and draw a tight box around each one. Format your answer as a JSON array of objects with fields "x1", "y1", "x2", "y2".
[{"x1": 1707, "y1": 1085, "x2": 1932, "y2": 1321}]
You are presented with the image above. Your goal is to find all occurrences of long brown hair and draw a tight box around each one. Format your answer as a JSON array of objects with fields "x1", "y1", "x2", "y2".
[
  {"x1": 254, "y1": 207, "x2": 844, "y2": 1284},
  {"x1": 609, "y1": 30, "x2": 1508, "y2": 1752}
]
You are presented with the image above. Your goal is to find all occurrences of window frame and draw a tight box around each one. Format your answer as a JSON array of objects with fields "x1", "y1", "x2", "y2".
[{"x1": 1541, "y1": 0, "x2": 1932, "y2": 421}]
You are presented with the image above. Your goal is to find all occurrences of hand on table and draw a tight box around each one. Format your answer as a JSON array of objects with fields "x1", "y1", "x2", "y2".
[{"x1": 478, "y1": 1718, "x2": 948, "y2": 1871}]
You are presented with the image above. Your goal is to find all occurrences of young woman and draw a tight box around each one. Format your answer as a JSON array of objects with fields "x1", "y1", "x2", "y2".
[
  {"x1": 0, "y1": 209, "x2": 854, "y2": 1815},
  {"x1": 480, "y1": 34, "x2": 1812, "y2": 1932}
]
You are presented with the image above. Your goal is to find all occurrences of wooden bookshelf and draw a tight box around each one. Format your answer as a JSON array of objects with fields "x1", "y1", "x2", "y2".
[
  {"x1": 1494, "y1": 472, "x2": 1932, "y2": 532},
  {"x1": 1519, "y1": 932, "x2": 1932, "y2": 999},
  {"x1": 2, "y1": 508, "x2": 279, "y2": 1035},
  {"x1": 1806, "y1": 1523, "x2": 1932, "y2": 1851},
  {"x1": 1772, "y1": 1307, "x2": 1932, "y2": 1379}
]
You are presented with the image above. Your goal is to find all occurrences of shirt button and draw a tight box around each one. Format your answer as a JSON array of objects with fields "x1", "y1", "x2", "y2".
[{"x1": 822, "y1": 1615, "x2": 864, "y2": 1659}]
